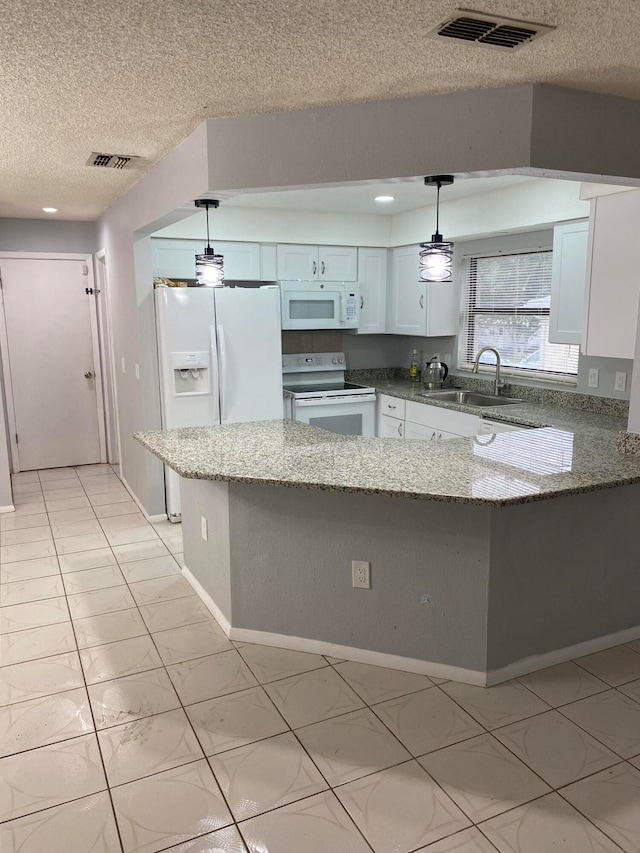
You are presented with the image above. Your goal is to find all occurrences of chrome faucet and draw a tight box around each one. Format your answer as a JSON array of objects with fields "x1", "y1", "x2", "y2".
[{"x1": 472, "y1": 347, "x2": 504, "y2": 396}]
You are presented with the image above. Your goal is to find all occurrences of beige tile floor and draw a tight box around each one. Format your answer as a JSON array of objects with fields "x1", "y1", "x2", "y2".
[{"x1": 1, "y1": 466, "x2": 640, "y2": 852}]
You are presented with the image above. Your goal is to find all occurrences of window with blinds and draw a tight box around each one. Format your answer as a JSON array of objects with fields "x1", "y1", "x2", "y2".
[{"x1": 459, "y1": 250, "x2": 579, "y2": 379}]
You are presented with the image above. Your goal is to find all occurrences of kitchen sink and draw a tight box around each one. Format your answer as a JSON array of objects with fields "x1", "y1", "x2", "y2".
[{"x1": 418, "y1": 390, "x2": 524, "y2": 407}]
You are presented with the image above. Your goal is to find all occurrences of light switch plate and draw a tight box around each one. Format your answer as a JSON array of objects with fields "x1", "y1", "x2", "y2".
[
  {"x1": 201, "y1": 516, "x2": 208, "y2": 542},
  {"x1": 121, "y1": 357, "x2": 126, "y2": 374},
  {"x1": 588, "y1": 368, "x2": 599, "y2": 388},
  {"x1": 134, "y1": 363, "x2": 140, "y2": 380}
]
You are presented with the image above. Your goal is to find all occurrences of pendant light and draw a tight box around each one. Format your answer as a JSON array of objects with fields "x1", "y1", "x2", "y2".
[
  {"x1": 194, "y1": 199, "x2": 224, "y2": 286},
  {"x1": 419, "y1": 175, "x2": 454, "y2": 282}
]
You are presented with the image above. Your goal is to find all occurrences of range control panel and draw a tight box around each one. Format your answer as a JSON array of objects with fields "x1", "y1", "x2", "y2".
[{"x1": 282, "y1": 352, "x2": 346, "y2": 372}]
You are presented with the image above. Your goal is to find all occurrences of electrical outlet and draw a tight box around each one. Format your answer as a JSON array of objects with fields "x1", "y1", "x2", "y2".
[
  {"x1": 121, "y1": 357, "x2": 126, "y2": 374},
  {"x1": 134, "y1": 363, "x2": 140, "y2": 380},
  {"x1": 615, "y1": 371, "x2": 627, "y2": 392},
  {"x1": 352, "y1": 560, "x2": 370, "y2": 589},
  {"x1": 588, "y1": 368, "x2": 599, "y2": 388},
  {"x1": 201, "y1": 516, "x2": 208, "y2": 542}
]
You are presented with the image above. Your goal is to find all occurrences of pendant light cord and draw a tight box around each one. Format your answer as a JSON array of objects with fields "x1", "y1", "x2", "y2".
[
  {"x1": 205, "y1": 203, "x2": 211, "y2": 250},
  {"x1": 435, "y1": 181, "x2": 441, "y2": 236}
]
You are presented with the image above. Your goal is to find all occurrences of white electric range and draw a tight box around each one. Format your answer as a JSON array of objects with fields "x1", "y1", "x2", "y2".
[{"x1": 282, "y1": 352, "x2": 376, "y2": 436}]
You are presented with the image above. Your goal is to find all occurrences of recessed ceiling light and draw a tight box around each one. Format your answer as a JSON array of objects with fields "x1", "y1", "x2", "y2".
[
  {"x1": 42, "y1": 207, "x2": 58, "y2": 213},
  {"x1": 374, "y1": 195, "x2": 395, "y2": 203}
]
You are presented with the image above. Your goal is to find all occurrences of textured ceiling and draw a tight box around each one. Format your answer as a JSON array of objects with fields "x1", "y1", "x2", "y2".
[{"x1": 2, "y1": 0, "x2": 640, "y2": 220}]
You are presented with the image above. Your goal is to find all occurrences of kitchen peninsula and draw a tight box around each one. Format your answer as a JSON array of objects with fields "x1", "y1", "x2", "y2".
[{"x1": 136, "y1": 408, "x2": 640, "y2": 686}]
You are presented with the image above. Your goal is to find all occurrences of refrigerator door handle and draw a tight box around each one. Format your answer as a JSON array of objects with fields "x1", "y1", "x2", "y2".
[
  {"x1": 209, "y1": 324, "x2": 219, "y2": 419},
  {"x1": 217, "y1": 323, "x2": 228, "y2": 422}
]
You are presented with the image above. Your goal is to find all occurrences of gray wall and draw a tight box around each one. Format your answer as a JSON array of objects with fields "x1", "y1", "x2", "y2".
[
  {"x1": 0, "y1": 218, "x2": 97, "y2": 253},
  {"x1": 487, "y1": 484, "x2": 640, "y2": 670},
  {"x1": 227, "y1": 483, "x2": 490, "y2": 670},
  {"x1": 182, "y1": 478, "x2": 232, "y2": 619}
]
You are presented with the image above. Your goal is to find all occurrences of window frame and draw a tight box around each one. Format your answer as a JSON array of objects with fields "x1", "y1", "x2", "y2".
[{"x1": 458, "y1": 248, "x2": 579, "y2": 384}]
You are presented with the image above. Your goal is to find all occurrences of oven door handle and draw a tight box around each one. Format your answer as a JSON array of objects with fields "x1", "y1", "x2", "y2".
[{"x1": 294, "y1": 394, "x2": 377, "y2": 407}]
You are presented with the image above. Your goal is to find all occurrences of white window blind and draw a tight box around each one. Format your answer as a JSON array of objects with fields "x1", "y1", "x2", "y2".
[{"x1": 459, "y1": 250, "x2": 579, "y2": 379}]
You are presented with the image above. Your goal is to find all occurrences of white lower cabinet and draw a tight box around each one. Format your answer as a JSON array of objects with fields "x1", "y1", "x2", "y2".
[
  {"x1": 376, "y1": 395, "x2": 524, "y2": 441},
  {"x1": 379, "y1": 413, "x2": 404, "y2": 438}
]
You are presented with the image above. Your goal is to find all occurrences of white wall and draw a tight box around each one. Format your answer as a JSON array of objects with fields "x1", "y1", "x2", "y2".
[
  {"x1": 96, "y1": 124, "x2": 210, "y2": 516},
  {"x1": 154, "y1": 205, "x2": 390, "y2": 247},
  {"x1": 390, "y1": 179, "x2": 589, "y2": 247}
]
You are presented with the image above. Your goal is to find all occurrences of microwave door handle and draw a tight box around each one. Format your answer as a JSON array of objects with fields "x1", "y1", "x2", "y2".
[{"x1": 217, "y1": 324, "x2": 228, "y2": 422}]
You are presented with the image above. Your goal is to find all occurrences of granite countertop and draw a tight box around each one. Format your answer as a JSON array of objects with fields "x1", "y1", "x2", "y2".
[{"x1": 135, "y1": 392, "x2": 640, "y2": 505}]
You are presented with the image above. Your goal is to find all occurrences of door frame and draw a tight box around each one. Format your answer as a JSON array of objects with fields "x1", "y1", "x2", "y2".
[
  {"x1": 94, "y1": 249, "x2": 121, "y2": 467},
  {"x1": 0, "y1": 251, "x2": 107, "y2": 472}
]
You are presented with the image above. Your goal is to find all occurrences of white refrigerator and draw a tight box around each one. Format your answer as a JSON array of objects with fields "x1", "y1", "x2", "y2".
[{"x1": 155, "y1": 286, "x2": 283, "y2": 520}]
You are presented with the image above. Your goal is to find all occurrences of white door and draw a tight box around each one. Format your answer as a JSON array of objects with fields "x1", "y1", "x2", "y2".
[
  {"x1": 0, "y1": 256, "x2": 103, "y2": 470},
  {"x1": 318, "y1": 246, "x2": 358, "y2": 281}
]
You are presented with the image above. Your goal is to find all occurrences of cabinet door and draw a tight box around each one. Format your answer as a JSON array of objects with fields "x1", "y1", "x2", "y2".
[
  {"x1": 318, "y1": 246, "x2": 358, "y2": 281},
  {"x1": 215, "y1": 242, "x2": 261, "y2": 281},
  {"x1": 355, "y1": 248, "x2": 387, "y2": 334},
  {"x1": 152, "y1": 239, "x2": 201, "y2": 279},
  {"x1": 378, "y1": 414, "x2": 404, "y2": 439},
  {"x1": 404, "y1": 420, "x2": 437, "y2": 441},
  {"x1": 387, "y1": 246, "x2": 426, "y2": 335},
  {"x1": 549, "y1": 221, "x2": 588, "y2": 345},
  {"x1": 583, "y1": 190, "x2": 640, "y2": 359},
  {"x1": 276, "y1": 245, "x2": 318, "y2": 280},
  {"x1": 425, "y1": 282, "x2": 459, "y2": 336}
]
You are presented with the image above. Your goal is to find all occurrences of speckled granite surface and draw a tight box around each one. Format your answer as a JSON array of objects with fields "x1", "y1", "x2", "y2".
[
  {"x1": 617, "y1": 431, "x2": 640, "y2": 455},
  {"x1": 136, "y1": 403, "x2": 640, "y2": 506}
]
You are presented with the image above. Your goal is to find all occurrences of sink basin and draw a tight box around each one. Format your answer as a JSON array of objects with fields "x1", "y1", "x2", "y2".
[{"x1": 418, "y1": 390, "x2": 524, "y2": 407}]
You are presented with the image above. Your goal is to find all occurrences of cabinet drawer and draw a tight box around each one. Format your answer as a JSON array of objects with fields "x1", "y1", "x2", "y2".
[
  {"x1": 405, "y1": 400, "x2": 479, "y2": 435},
  {"x1": 378, "y1": 395, "x2": 406, "y2": 420}
]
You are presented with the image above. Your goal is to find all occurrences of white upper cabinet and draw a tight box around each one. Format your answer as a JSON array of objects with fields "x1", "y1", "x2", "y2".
[
  {"x1": 276, "y1": 244, "x2": 358, "y2": 281},
  {"x1": 549, "y1": 220, "x2": 588, "y2": 345},
  {"x1": 152, "y1": 239, "x2": 201, "y2": 279},
  {"x1": 583, "y1": 189, "x2": 640, "y2": 359},
  {"x1": 152, "y1": 239, "x2": 261, "y2": 280},
  {"x1": 353, "y1": 247, "x2": 387, "y2": 335},
  {"x1": 318, "y1": 246, "x2": 358, "y2": 281},
  {"x1": 215, "y1": 242, "x2": 261, "y2": 280},
  {"x1": 276, "y1": 244, "x2": 318, "y2": 280},
  {"x1": 387, "y1": 246, "x2": 459, "y2": 336}
]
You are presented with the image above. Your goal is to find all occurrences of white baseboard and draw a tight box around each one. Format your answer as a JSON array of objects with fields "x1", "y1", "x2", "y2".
[
  {"x1": 118, "y1": 474, "x2": 167, "y2": 524},
  {"x1": 0, "y1": 504, "x2": 15, "y2": 514},
  {"x1": 181, "y1": 562, "x2": 484, "y2": 685},
  {"x1": 486, "y1": 623, "x2": 640, "y2": 685},
  {"x1": 182, "y1": 565, "x2": 232, "y2": 637}
]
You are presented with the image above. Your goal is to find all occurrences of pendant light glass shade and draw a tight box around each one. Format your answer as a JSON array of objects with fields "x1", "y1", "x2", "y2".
[
  {"x1": 419, "y1": 176, "x2": 454, "y2": 283},
  {"x1": 194, "y1": 199, "x2": 225, "y2": 286}
]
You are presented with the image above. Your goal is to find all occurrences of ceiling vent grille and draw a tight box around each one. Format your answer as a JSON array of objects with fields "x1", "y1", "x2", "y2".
[
  {"x1": 86, "y1": 152, "x2": 141, "y2": 169},
  {"x1": 427, "y1": 9, "x2": 554, "y2": 50}
]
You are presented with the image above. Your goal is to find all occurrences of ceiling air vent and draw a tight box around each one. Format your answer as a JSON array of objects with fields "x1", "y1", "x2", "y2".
[
  {"x1": 427, "y1": 9, "x2": 554, "y2": 51},
  {"x1": 86, "y1": 152, "x2": 141, "y2": 169}
]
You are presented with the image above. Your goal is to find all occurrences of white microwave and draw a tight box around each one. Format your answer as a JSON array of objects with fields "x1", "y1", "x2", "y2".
[{"x1": 279, "y1": 281, "x2": 359, "y2": 330}]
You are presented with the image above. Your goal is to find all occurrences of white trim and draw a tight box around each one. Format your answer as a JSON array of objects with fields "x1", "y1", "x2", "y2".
[
  {"x1": 118, "y1": 473, "x2": 167, "y2": 523},
  {"x1": 180, "y1": 561, "x2": 485, "y2": 685},
  {"x1": 0, "y1": 504, "x2": 15, "y2": 514},
  {"x1": 0, "y1": 285, "x2": 19, "y2": 471},
  {"x1": 181, "y1": 565, "x2": 232, "y2": 637},
  {"x1": 84, "y1": 259, "x2": 107, "y2": 464},
  {"x1": 486, "y1": 623, "x2": 640, "y2": 686}
]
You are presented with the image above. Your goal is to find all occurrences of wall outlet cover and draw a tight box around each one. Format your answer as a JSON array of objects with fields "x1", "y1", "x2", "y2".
[
  {"x1": 121, "y1": 357, "x2": 126, "y2": 374},
  {"x1": 352, "y1": 560, "x2": 370, "y2": 589},
  {"x1": 588, "y1": 368, "x2": 599, "y2": 388},
  {"x1": 615, "y1": 371, "x2": 627, "y2": 392}
]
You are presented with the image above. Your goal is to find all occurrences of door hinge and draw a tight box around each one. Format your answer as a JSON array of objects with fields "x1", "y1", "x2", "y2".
[
  {"x1": 82, "y1": 264, "x2": 89, "y2": 276},
  {"x1": 85, "y1": 287, "x2": 94, "y2": 295},
  {"x1": 15, "y1": 433, "x2": 18, "y2": 445}
]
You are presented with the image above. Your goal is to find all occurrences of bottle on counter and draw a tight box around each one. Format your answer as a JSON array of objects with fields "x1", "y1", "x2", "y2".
[{"x1": 409, "y1": 348, "x2": 420, "y2": 382}]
